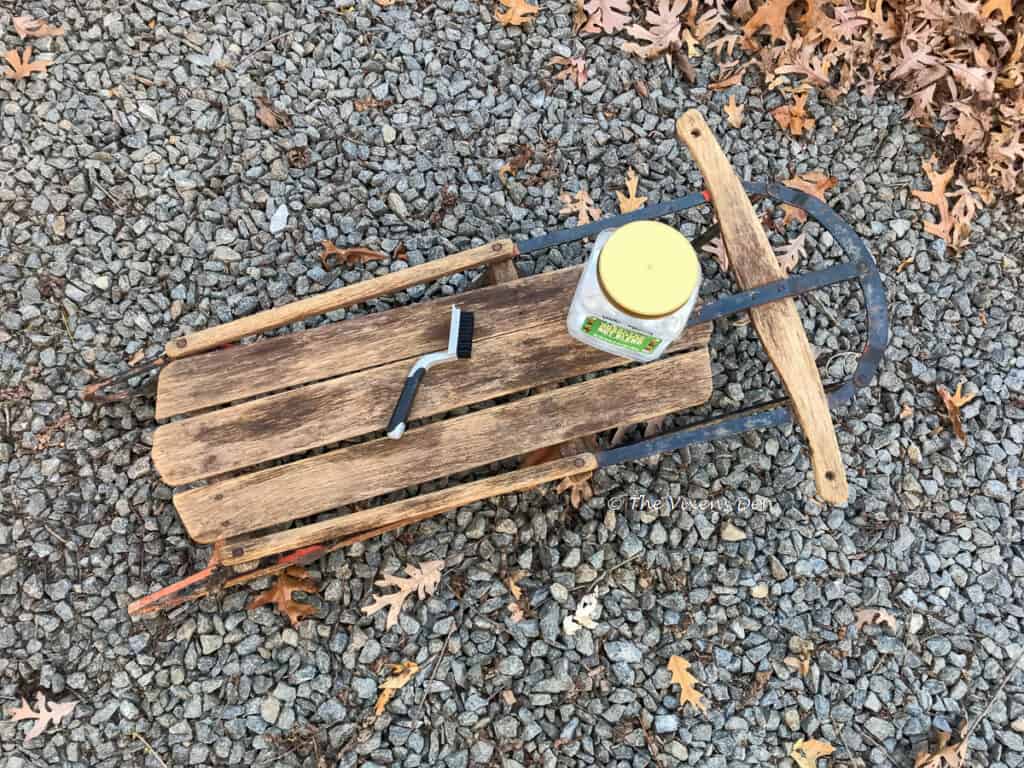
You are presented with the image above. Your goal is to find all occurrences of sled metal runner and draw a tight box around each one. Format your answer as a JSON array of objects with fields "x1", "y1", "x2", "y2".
[{"x1": 80, "y1": 112, "x2": 888, "y2": 617}]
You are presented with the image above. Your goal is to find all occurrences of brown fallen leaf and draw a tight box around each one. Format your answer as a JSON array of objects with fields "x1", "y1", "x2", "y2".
[
  {"x1": 499, "y1": 143, "x2": 534, "y2": 185},
  {"x1": 667, "y1": 655, "x2": 708, "y2": 714},
  {"x1": 774, "y1": 232, "x2": 806, "y2": 272},
  {"x1": 13, "y1": 16, "x2": 66, "y2": 39},
  {"x1": 287, "y1": 146, "x2": 311, "y2": 168},
  {"x1": 911, "y1": 156, "x2": 956, "y2": 245},
  {"x1": 581, "y1": 0, "x2": 632, "y2": 32},
  {"x1": 375, "y1": 660, "x2": 419, "y2": 715},
  {"x1": 899, "y1": 403, "x2": 914, "y2": 419},
  {"x1": 354, "y1": 96, "x2": 394, "y2": 112},
  {"x1": 248, "y1": 567, "x2": 319, "y2": 626},
  {"x1": 616, "y1": 167, "x2": 648, "y2": 213},
  {"x1": 772, "y1": 92, "x2": 816, "y2": 137},
  {"x1": 702, "y1": 236, "x2": 730, "y2": 273},
  {"x1": 915, "y1": 723, "x2": 969, "y2": 768},
  {"x1": 495, "y1": 0, "x2": 539, "y2": 25},
  {"x1": 790, "y1": 738, "x2": 835, "y2": 768},
  {"x1": 559, "y1": 189, "x2": 603, "y2": 225},
  {"x1": 743, "y1": 0, "x2": 797, "y2": 43},
  {"x1": 254, "y1": 96, "x2": 291, "y2": 130},
  {"x1": 854, "y1": 607, "x2": 898, "y2": 631},
  {"x1": 550, "y1": 55, "x2": 588, "y2": 87},
  {"x1": 3, "y1": 47, "x2": 53, "y2": 80},
  {"x1": 320, "y1": 241, "x2": 387, "y2": 270},
  {"x1": 556, "y1": 472, "x2": 594, "y2": 509},
  {"x1": 979, "y1": 0, "x2": 1012, "y2": 18},
  {"x1": 622, "y1": 0, "x2": 688, "y2": 59},
  {"x1": 362, "y1": 560, "x2": 443, "y2": 629},
  {"x1": 937, "y1": 381, "x2": 976, "y2": 443},
  {"x1": 506, "y1": 571, "x2": 527, "y2": 623},
  {"x1": 709, "y1": 62, "x2": 752, "y2": 90},
  {"x1": 7, "y1": 693, "x2": 77, "y2": 744},
  {"x1": 781, "y1": 170, "x2": 838, "y2": 224},
  {"x1": 724, "y1": 94, "x2": 745, "y2": 128}
]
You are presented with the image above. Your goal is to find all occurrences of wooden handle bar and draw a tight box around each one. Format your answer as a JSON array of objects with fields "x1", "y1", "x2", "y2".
[
  {"x1": 165, "y1": 239, "x2": 518, "y2": 359},
  {"x1": 676, "y1": 110, "x2": 848, "y2": 504}
]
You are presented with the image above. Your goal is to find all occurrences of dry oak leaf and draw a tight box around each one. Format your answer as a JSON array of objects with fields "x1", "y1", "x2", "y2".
[
  {"x1": 854, "y1": 607, "x2": 898, "y2": 631},
  {"x1": 622, "y1": 0, "x2": 688, "y2": 59},
  {"x1": 710, "y1": 62, "x2": 752, "y2": 90},
  {"x1": 774, "y1": 232, "x2": 806, "y2": 272},
  {"x1": 550, "y1": 55, "x2": 588, "y2": 87},
  {"x1": 13, "y1": 16, "x2": 66, "y2": 39},
  {"x1": 724, "y1": 94, "x2": 745, "y2": 128},
  {"x1": 3, "y1": 47, "x2": 53, "y2": 80},
  {"x1": 375, "y1": 660, "x2": 419, "y2": 715},
  {"x1": 781, "y1": 170, "x2": 838, "y2": 224},
  {"x1": 581, "y1": 0, "x2": 632, "y2": 32},
  {"x1": 980, "y1": 0, "x2": 1013, "y2": 18},
  {"x1": 254, "y1": 96, "x2": 291, "y2": 130},
  {"x1": 248, "y1": 566, "x2": 319, "y2": 626},
  {"x1": 743, "y1": 0, "x2": 797, "y2": 43},
  {"x1": 506, "y1": 571, "x2": 527, "y2": 623},
  {"x1": 495, "y1": 0, "x2": 540, "y2": 25},
  {"x1": 667, "y1": 655, "x2": 708, "y2": 714},
  {"x1": 499, "y1": 143, "x2": 534, "y2": 184},
  {"x1": 702, "y1": 236, "x2": 730, "y2": 273},
  {"x1": 772, "y1": 92, "x2": 816, "y2": 137},
  {"x1": 937, "y1": 381, "x2": 976, "y2": 443},
  {"x1": 616, "y1": 167, "x2": 648, "y2": 213},
  {"x1": 320, "y1": 241, "x2": 387, "y2": 270},
  {"x1": 915, "y1": 723, "x2": 969, "y2": 768},
  {"x1": 7, "y1": 693, "x2": 77, "y2": 744},
  {"x1": 559, "y1": 189, "x2": 603, "y2": 225},
  {"x1": 362, "y1": 560, "x2": 443, "y2": 629},
  {"x1": 557, "y1": 472, "x2": 595, "y2": 509},
  {"x1": 911, "y1": 155, "x2": 956, "y2": 244},
  {"x1": 790, "y1": 738, "x2": 835, "y2": 768}
]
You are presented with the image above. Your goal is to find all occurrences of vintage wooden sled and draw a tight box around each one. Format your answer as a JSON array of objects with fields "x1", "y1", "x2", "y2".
[{"x1": 83, "y1": 111, "x2": 889, "y2": 617}]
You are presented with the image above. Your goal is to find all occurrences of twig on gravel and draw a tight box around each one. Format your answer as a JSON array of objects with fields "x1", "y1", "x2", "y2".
[
  {"x1": 860, "y1": 728, "x2": 901, "y2": 768},
  {"x1": 411, "y1": 611, "x2": 458, "y2": 729},
  {"x1": 131, "y1": 732, "x2": 169, "y2": 768},
  {"x1": 570, "y1": 551, "x2": 643, "y2": 592},
  {"x1": 236, "y1": 32, "x2": 293, "y2": 71},
  {"x1": 964, "y1": 645, "x2": 1024, "y2": 742}
]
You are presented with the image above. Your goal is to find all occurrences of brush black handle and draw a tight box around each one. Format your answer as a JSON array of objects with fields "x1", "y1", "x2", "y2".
[{"x1": 386, "y1": 367, "x2": 426, "y2": 439}]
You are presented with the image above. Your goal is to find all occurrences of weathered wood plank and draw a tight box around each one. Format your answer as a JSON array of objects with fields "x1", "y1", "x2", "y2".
[
  {"x1": 165, "y1": 240, "x2": 518, "y2": 360},
  {"x1": 221, "y1": 454, "x2": 598, "y2": 565},
  {"x1": 151, "y1": 319, "x2": 710, "y2": 485},
  {"x1": 677, "y1": 110, "x2": 848, "y2": 504},
  {"x1": 174, "y1": 348, "x2": 713, "y2": 542},
  {"x1": 156, "y1": 265, "x2": 583, "y2": 420}
]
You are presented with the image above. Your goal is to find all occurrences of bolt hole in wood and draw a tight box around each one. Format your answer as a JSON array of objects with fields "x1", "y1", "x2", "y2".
[
  {"x1": 691, "y1": 129, "x2": 700, "y2": 138},
  {"x1": 825, "y1": 470, "x2": 835, "y2": 481}
]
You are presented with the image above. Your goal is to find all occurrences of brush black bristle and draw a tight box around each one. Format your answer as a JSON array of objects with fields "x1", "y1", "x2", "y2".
[{"x1": 456, "y1": 311, "x2": 474, "y2": 358}]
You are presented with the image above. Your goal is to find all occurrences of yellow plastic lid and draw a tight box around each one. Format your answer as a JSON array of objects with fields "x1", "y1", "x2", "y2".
[{"x1": 597, "y1": 221, "x2": 699, "y2": 318}]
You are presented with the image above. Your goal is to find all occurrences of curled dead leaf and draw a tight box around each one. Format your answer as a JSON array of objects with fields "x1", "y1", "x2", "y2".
[
  {"x1": 915, "y1": 723, "x2": 969, "y2": 768},
  {"x1": 772, "y1": 92, "x2": 816, "y2": 137},
  {"x1": 936, "y1": 381, "x2": 976, "y2": 442},
  {"x1": 495, "y1": 0, "x2": 539, "y2": 25},
  {"x1": 248, "y1": 566, "x2": 319, "y2": 626},
  {"x1": 854, "y1": 607, "x2": 898, "y2": 631},
  {"x1": 13, "y1": 16, "x2": 66, "y2": 39},
  {"x1": 320, "y1": 241, "x2": 388, "y2": 270},
  {"x1": 254, "y1": 96, "x2": 291, "y2": 130},
  {"x1": 781, "y1": 170, "x2": 838, "y2": 224},
  {"x1": 375, "y1": 660, "x2": 419, "y2": 715}
]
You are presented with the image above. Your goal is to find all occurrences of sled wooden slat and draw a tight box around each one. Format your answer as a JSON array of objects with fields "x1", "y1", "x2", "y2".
[
  {"x1": 156, "y1": 264, "x2": 582, "y2": 420},
  {"x1": 221, "y1": 453, "x2": 599, "y2": 565},
  {"x1": 152, "y1": 320, "x2": 711, "y2": 486},
  {"x1": 174, "y1": 348, "x2": 713, "y2": 543},
  {"x1": 165, "y1": 239, "x2": 519, "y2": 360}
]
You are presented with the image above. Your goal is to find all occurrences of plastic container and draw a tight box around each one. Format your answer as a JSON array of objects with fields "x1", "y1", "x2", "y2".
[{"x1": 566, "y1": 221, "x2": 701, "y2": 362}]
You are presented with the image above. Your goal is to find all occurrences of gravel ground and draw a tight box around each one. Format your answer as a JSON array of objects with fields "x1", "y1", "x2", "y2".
[{"x1": 2, "y1": 1, "x2": 1024, "y2": 766}]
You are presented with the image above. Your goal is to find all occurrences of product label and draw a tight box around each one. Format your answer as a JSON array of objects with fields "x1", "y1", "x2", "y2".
[{"x1": 581, "y1": 316, "x2": 662, "y2": 354}]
